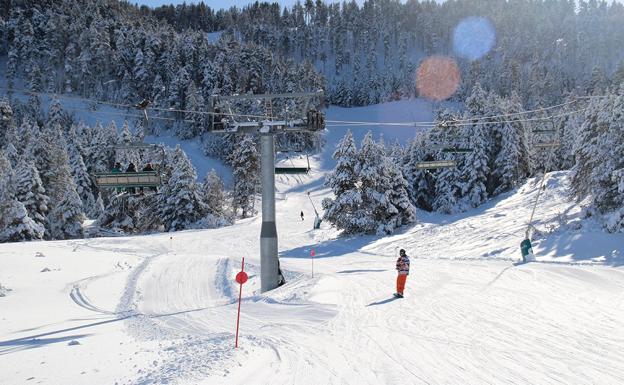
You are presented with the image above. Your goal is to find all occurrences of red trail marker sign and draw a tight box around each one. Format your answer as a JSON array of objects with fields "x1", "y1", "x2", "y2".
[{"x1": 235, "y1": 257, "x2": 248, "y2": 348}]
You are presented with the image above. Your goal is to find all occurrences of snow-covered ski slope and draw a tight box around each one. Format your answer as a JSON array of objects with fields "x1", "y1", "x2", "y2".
[{"x1": 2, "y1": 99, "x2": 624, "y2": 385}]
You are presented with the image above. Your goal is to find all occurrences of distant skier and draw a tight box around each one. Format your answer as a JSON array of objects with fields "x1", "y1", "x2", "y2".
[
  {"x1": 300, "y1": 210, "x2": 305, "y2": 221},
  {"x1": 394, "y1": 249, "x2": 410, "y2": 298}
]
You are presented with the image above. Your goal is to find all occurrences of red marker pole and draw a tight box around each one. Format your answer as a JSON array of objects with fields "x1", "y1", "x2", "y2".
[
  {"x1": 310, "y1": 249, "x2": 315, "y2": 278},
  {"x1": 235, "y1": 257, "x2": 248, "y2": 348}
]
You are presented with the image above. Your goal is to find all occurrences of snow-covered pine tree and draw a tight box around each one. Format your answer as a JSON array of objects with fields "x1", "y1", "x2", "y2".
[
  {"x1": 118, "y1": 121, "x2": 141, "y2": 167},
  {"x1": 160, "y1": 145, "x2": 207, "y2": 230},
  {"x1": 92, "y1": 121, "x2": 118, "y2": 173},
  {"x1": 572, "y1": 86, "x2": 624, "y2": 232},
  {"x1": 5, "y1": 143, "x2": 18, "y2": 168},
  {"x1": 322, "y1": 130, "x2": 362, "y2": 234},
  {"x1": 180, "y1": 80, "x2": 205, "y2": 139},
  {"x1": 433, "y1": 155, "x2": 463, "y2": 214},
  {"x1": 48, "y1": 186, "x2": 85, "y2": 239},
  {"x1": 202, "y1": 169, "x2": 227, "y2": 218},
  {"x1": 356, "y1": 132, "x2": 396, "y2": 235},
  {"x1": 430, "y1": 110, "x2": 464, "y2": 213},
  {"x1": 14, "y1": 158, "x2": 49, "y2": 234},
  {"x1": 490, "y1": 94, "x2": 530, "y2": 196},
  {"x1": 46, "y1": 96, "x2": 67, "y2": 133},
  {"x1": 556, "y1": 94, "x2": 583, "y2": 170},
  {"x1": 0, "y1": 152, "x2": 44, "y2": 242},
  {"x1": 37, "y1": 129, "x2": 85, "y2": 239},
  {"x1": 459, "y1": 85, "x2": 490, "y2": 208},
  {"x1": 387, "y1": 158, "x2": 416, "y2": 229},
  {"x1": 403, "y1": 135, "x2": 435, "y2": 211},
  {"x1": 0, "y1": 98, "x2": 14, "y2": 147},
  {"x1": 68, "y1": 140, "x2": 102, "y2": 218},
  {"x1": 97, "y1": 194, "x2": 137, "y2": 233},
  {"x1": 230, "y1": 135, "x2": 259, "y2": 218}
]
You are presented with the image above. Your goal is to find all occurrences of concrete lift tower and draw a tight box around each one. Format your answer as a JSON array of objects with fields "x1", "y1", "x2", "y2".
[{"x1": 207, "y1": 91, "x2": 325, "y2": 292}]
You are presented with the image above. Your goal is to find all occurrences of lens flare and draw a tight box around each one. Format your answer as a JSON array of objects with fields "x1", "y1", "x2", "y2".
[
  {"x1": 416, "y1": 56, "x2": 461, "y2": 102},
  {"x1": 453, "y1": 16, "x2": 496, "y2": 61}
]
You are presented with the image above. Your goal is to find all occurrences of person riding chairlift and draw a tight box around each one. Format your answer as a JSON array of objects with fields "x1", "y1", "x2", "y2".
[
  {"x1": 111, "y1": 162, "x2": 123, "y2": 193},
  {"x1": 142, "y1": 163, "x2": 157, "y2": 192},
  {"x1": 126, "y1": 162, "x2": 137, "y2": 194}
]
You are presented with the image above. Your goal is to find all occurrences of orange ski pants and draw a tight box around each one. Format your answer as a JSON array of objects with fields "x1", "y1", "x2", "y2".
[{"x1": 396, "y1": 274, "x2": 408, "y2": 294}]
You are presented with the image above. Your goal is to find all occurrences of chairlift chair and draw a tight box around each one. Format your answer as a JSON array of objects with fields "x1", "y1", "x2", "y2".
[
  {"x1": 534, "y1": 142, "x2": 561, "y2": 149},
  {"x1": 440, "y1": 147, "x2": 473, "y2": 154},
  {"x1": 275, "y1": 149, "x2": 311, "y2": 175},
  {"x1": 415, "y1": 160, "x2": 457, "y2": 169},
  {"x1": 206, "y1": 91, "x2": 325, "y2": 133},
  {"x1": 93, "y1": 143, "x2": 166, "y2": 192}
]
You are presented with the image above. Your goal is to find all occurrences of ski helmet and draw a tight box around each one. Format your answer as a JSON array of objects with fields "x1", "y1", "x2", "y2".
[{"x1": 399, "y1": 249, "x2": 406, "y2": 255}]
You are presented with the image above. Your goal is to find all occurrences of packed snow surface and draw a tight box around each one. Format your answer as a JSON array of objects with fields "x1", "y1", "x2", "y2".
[{"x1": 1, "y1": 100, "x2": 624, "y2": 385}]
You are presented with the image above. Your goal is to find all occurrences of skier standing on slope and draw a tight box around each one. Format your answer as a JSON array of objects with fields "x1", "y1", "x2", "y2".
[{"x1": 394, "y1": 249, "x2": 410, "y2": 298}]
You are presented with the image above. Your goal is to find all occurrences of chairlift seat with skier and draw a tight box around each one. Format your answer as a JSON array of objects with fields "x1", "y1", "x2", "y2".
[
  {"x1": 95, "y1": 171, "x2": 161, "y2": 189},
  {"x1": 93, "y1": 143, "x2": 165, "y2": 191}
]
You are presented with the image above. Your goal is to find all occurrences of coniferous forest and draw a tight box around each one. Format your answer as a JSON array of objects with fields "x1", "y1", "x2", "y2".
[{"x1": 0, "y1": 0, "x2": 623, "y2": 242}]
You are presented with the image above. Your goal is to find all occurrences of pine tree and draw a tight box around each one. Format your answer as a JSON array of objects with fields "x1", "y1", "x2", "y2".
[
  {"x1": 356, "y1": 132, "x2": 396, "y2": 235},
  {"x1": 32, "y1": 125, "x2": 86, "y2": 239},
  {"x1": 459, "y1": 85, "x2": 490, "y2": 208},
  {"x1": 47, "y1": 96, "x2": 66, "y2": 133},
  {"x1": 433, "y1": 157, "x2": 463, "y2": 214},
  {"x1": 68, "y1": 141, "x2": 101, "y2": 218},
  {"x1": 322, "y1": 130, "x2": 362, "y2": 234},
  {"x1": 92, "y1": 121, "x2": 118, "y2": 173},
  {"x1": 230, "y1": 135, "x2": 259, "y2": 218},
  {"x1": 489, "y1": 95, "x2": 530, "y2": 195},
  {"x1": 14, "y1": 158, "x2": 49, "y2": 234},
  {"x1": 404, "y1": 136, "x2": 435, "y2": 211},
  {"x1": 118, "y1": 121, "x2": 140, "y2": 167},
  {"x1": 572, "y1": 86, "x2": 624, "y2": 232},
  {"x1": 387, "y1": 159, "x2": 416, "y2": 228},
  {"x1": 0, "y1": 98, "x2": 14, "y2": 147},
  {"x1": 202, "y1": 169, "x2": 227, "y2": 217},
  {"x1": 160, "y1": 145, "x2": 207, "y2": 230},
  {"x1": 97, "y1": 194, "x2": 137, "y2": 232},
  {"x1": 48, "y1": 186, "x2": 85, "y2": 240},
  {"x1": 0, "y1": 152, "x2": 44, "y2": 242}
]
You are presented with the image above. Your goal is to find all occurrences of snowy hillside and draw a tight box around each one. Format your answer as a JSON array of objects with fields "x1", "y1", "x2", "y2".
[{"x1": 1, "y1": 151, "x2": 623, "y2": 384}]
